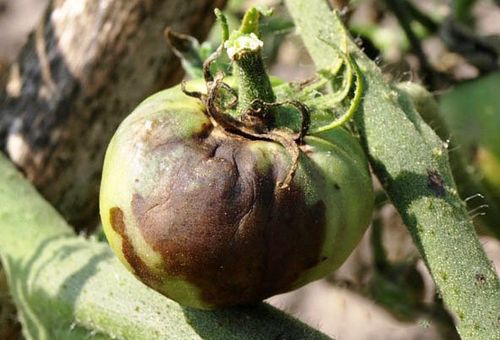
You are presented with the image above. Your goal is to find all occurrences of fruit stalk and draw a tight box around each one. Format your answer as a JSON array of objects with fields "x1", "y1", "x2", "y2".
[
  {"x1": 0, "y1": 154, "x2": 330, "y2": 339},
  {"x1": 224, "y1": 7, "x2": 276, "y2": 114},
  {"x1": 285, "y1": 0, "x2": 500, "y2": 339}
]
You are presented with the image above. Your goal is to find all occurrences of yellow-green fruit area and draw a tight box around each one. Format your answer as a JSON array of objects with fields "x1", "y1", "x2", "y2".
[{"x1": 100, "y1": 80, "x2": 374, "y2": 309}]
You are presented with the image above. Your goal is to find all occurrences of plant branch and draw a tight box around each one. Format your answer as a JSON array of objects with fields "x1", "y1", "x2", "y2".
[
  {"x1": 225, "y1": 7, "x2": 276, "y2": 114},
  {"x1": 0, "y1": 154, "x2": 329, "y2": 339},
  {"x1": 285, "y1": 1, "x2": 500, "y2": 339},
  {"x1": 383, "y1": 0, "x2": 441, "y2": 89},
  {"x1": 403, "y1": 0, "x2": 439, "y2": 34}
]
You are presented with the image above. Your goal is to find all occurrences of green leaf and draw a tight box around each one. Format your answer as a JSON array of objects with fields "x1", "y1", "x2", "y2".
[
  {"x1": 440, "y1": 72, "x2": 500, "y2": 212},
  {"x1": 440, "y1": 72, "x2": 500, "y2": 160}
]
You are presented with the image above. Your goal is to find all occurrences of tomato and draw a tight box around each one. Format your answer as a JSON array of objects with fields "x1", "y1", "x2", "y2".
[{"x1": 99, "y1": 78, "x2": 374, "y2": 309}]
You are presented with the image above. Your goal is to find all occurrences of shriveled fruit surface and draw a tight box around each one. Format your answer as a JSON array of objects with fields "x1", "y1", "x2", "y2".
[{"x1": 100, "y1": 80, "x2": 373, "y2": 309}]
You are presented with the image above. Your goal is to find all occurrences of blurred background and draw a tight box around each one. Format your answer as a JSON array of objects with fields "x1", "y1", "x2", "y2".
[{"x1": 1, "y1": 0, "x2": 499, "y2": 339}]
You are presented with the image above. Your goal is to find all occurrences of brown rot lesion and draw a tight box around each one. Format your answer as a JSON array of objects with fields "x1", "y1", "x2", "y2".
[
  {"x1": 109, "y1": 207, "x2": 158, "y2": 286},
  {"x1": 129, "y1": 171, "x2": 327, "y2": 307},
  {"x1": 109, "y1": 207, "x2": 126, "y2": 235}
]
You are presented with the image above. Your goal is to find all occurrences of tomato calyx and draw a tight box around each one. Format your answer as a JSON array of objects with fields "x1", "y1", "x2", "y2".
[
  {"x1": 168, "y1": 6, "x2": 364, "y2": 189},
  {"x1": 178, "y1": 7, "x2": 312, "y2": 189},
  {"x1": 182, "y1": 60, "x2": 310, "y2": 189}
]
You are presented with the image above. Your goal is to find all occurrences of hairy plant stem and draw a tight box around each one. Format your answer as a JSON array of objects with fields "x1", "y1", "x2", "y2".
[
  {"x1": 0, "y1": 154, "x2": 329, "y2": 340},
  {"x1": 285, "y1": 0, "x2": 500, "y2": 339},
  {"x1": 225, "y1": 7, "x2": 276, "y2": 115},
  {"x1": 233, "y1": 53, "x2": 276, "y2": 114},
  {"x1": 396, "y1": 82, "x2": 500, "y2": 237}
]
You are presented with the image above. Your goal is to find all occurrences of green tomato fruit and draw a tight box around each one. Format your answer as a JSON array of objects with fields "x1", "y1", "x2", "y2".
[{"x1": 100, "y1": 79, "x2": 373, "y2": 309}]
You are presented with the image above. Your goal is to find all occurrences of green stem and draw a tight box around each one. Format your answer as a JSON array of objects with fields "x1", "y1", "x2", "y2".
[
  {"x1": 0, "y1": 155, "x2": 330, "y2": 340},
  {"x1": 403, "y1": 0, "x2": 438, "y2": 34},
  {"x1": 225, "y1": 7, "x2": 276, "y2": 114},
  {"x1": 285, "y1": 1, "x2": 500, "y2": 339},
  {"x1": 396, "y1": 82, "x2": 500, "y2": 237},
  {"x1": 234, "y1": 53, "x2": 276, "y2": 113},
  {"x1": 239, "y1": 7, "x2": 262, "y2": 35}
]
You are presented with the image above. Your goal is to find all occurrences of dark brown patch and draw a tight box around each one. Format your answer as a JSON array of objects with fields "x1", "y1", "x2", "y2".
[
  {"x1": 109, "y1": 207, "x2": 126, "y2": 234},
  {"x1": 427, "y1": 169, "x2": 445, "y2": 197},
  {"x1": 130, "y1": 132, "x2": 327, "y2": 307},
  {"x1": 475, "y1": 273, "x2": 486, "y2": 285},
  {"x1": 109, "y1": 207, "x2": 157, "y2": 286}
]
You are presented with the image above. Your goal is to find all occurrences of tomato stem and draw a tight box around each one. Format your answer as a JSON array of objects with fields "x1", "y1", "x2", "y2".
[
  {"x1": 233, "y1": 51, "x2": 276, "y2": 114},
  {"x1": 224, "y1": 7, "x2": 276, "y2": 115},
  {"x1": 286, "y1": 1, "x2": 500, "y2": 338}
]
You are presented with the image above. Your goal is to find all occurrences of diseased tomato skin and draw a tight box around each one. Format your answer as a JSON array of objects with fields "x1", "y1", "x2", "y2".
[{"x1": 99, "y1": 79, "x2": 374, "y2": 309}]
